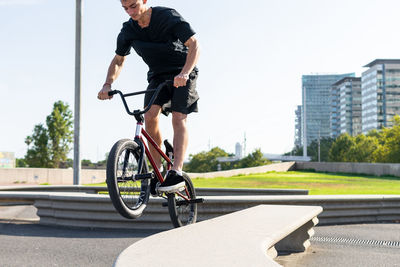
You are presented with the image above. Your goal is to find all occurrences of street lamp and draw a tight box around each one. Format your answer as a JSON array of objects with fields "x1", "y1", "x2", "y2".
[{"x1": 73, "y1": 0, "x2": 82, "y2": 185}]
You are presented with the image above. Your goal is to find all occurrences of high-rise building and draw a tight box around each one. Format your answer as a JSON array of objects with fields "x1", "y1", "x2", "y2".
[
  {"x1": 362, "y1": 59, "x2": 400, "y2": 133},
  {"x1": 302, "y1": 73, "x2": 355, "y2": 145},
  {"x1": 294, "y1": 105, "x2": 302, "y2": 147},
  {"x1": 330, "y1": 83, "x2": 340, "y2": 138},
  {"x1": 331, "y1": 77, "x2": 362, "y2": 137}
]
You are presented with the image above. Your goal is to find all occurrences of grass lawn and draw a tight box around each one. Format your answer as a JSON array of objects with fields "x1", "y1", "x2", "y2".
[
  {"x1": 86, "y1": 171, "x2": 400, "y2": 195},
  {"x1": 190, "y1": 171, "x2": 400, "y2": 195}
]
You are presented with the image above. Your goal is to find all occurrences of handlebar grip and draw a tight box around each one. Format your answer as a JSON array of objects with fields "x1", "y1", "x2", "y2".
[{"x1": 108, "y1": 90, "x2": 118, "y2": 96}]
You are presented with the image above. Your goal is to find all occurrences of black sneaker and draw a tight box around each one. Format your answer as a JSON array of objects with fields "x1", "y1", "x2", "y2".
[{"x1": 157, "y1": 170, "x2": 185, "y2": 193}]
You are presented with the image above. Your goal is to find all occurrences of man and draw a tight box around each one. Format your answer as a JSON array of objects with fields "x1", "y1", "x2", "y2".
[{"x1": 98, "y1": 0, "x2": 200, "y2": 194}]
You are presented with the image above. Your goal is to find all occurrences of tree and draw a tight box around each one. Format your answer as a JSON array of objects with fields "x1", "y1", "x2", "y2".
[
  {"x1": 185, "y1": 147, "x2": 270, "y2": 172},
  {"x1": 284, "y1": 145, "x2": 303, "y2": 156},
  {"x1": 16, "y1": 158, "x2": 28, "y2": 167},
  {"x1": 24, "y1": 101, "x2": 73, "y2": 168},
  {"x1": 374, "y1": 115, "x2": 400, "y2": 163},
  {"x1": 328, "y1": 133, "x2": 354, "y2": 162},
  {"x1": 308, "y1": 137, "x2": 335, "y2": 162},
  {"x1": 234, "y1": 149, "x2": 270, "y2": 168},
  {"x1": 347, "y1": 134, "x2": 379, "y2": 162},
  {"x1": 25, "y1": 124, "x2": 51, "y2": 167},
  {"x1": 285, "y1": 137, "x2": 334, "y2": 162},
  {"x1": 184, "y1": 147, "x2": 230, "y2": 172},
  {"x1": 46, "y1": 101, "x2": 73, "y2": 168}
]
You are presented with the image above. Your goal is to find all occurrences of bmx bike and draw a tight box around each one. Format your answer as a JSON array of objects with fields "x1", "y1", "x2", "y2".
[{"x1": 105, "y1": 80, "x2": 203, "y2": 228}]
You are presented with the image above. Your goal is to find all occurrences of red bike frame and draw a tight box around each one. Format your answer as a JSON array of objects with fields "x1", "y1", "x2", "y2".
[{"x1": 135, "y1": 122, "x2": 191, "y2": 201}]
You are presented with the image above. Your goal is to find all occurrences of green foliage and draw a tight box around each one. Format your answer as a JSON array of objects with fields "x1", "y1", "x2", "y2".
[
  {"x1": 46, "y1": 101, "x2": 73, "y2": 168},
  {"x1": 285, "y1": 138, "x2": 335, "y2": 162},
  {"x1": 185, "y1": 147, "x2": 229, "y2": 172},
  {"x1": 16, "y1": 158, "x2": 28, "y2": 167},
  {"x1": 347, "y1": 134, "x2": 379, "y2": 162},
  {"x1": 25, "y1": 124, "x2": 51, "y2": 167},
  {"x1": 327, "y1": 115, "x2": 400, "y2": 163},
  {"x1": 24, "y1": 101, "x2": 73, "y2": 168},
  {"x1": 308, "y1": 137, "x2": 335, "y2": 162},
  {"x1": 284, "y1": 145, "x2": 303, "y2": 156},
  {"x1": 373, "y1": 116, "x2": 400, "y2": 163},
  {"x1": 82, "y1": 159, "x2": 94, "y2": 167},
  {"x1": 184, "y1": 147, "x2": 269, "y2": 173},
  {"x1": 234, "y1": 149, "x2": 270, "y2": 168},
  {"x1": 62, "y1": 158, "x2": 73, "y2": 168},
  {"x1": 328, "y1": 133, "x2": 354, "y2": 162}
]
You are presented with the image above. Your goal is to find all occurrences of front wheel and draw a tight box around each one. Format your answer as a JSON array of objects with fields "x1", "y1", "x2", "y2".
[
  {"x1": 106, "y1": 139, "x2": 150, "y2": 219},
  {"x1": 167, "y1": 173, "x2": 197, "y2": 227}
]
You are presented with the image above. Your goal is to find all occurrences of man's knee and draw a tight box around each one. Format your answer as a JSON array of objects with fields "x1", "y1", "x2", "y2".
[
  {"x1": 172, "y1": 112, "x2": 187, "y2": 129},
  {"x1": 145, "y1": 105, "x2": 161, "y2": 125}
]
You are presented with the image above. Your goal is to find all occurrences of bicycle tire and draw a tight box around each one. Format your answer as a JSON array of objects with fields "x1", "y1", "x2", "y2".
[
  {"x1": 167, "y1": 173, "x2": 197, "y2": 227},
  {"x1": 106, "y1": 139, "x2": 150, "y2": 219}
]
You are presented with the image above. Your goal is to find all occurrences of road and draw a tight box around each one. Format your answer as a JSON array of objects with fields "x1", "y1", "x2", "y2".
[{"x1": 0, "y1": 205, "x2": 159, "y2": 267}]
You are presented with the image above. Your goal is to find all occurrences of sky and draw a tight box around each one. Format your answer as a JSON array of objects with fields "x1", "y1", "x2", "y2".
[{"x1": 1, "y1": 0, "x2": 400, "y2": 162}]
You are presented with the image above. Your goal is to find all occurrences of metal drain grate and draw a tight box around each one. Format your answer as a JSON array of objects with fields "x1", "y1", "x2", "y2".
[{"x1": 311, "y1": 236, "x2": 400, "y2": 248}]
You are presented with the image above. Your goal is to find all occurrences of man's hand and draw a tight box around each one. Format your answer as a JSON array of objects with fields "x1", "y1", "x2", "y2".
[
  {"x1": 174, "y1": 73, "x2": 189, "y2": 88},
  {"x1": 98, "y1": 84, "x2": 113, "y2": 100}
]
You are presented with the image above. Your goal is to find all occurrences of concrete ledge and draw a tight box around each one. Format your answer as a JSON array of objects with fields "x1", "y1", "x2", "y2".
[
  {"x1": 1, "y1": 192, "x2": 400, "y2": 229},
  {"x1": 296, "y1": 161, "x2": 400, "y2": 177},
  {"x1": 0, "y1": 185, "x2": 308, "y2": 196},
  {"x1": 0, "y1": 185, "x2": 105, "y2": 194},
  {"x1": 114, "y1": 205, "x2": 322, "y2": 267}
]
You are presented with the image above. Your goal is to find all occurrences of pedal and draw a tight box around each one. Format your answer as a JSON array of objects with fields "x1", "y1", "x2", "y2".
[
  {"x1": 164, "y1": 139, "x2": 174, "y2": 159},
  {"x1": 134, "y1": 173, "x2": 154, "y2": 180},
  {"x1": 154, "y1": 182, "x2": 163, "y2": 197}
]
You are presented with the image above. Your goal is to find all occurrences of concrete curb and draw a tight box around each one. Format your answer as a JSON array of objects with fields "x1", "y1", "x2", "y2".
[
  {"x1": 0, "y1": 185, "x2": 308, "y2": 196},
  {"x1": 1, "y1": 192, "x2": 399, "y2": 229}
]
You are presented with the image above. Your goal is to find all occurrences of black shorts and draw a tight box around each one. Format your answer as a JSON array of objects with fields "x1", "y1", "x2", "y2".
[{"x1": 144, "y1": 71, "x2": 199, "y2": 116}]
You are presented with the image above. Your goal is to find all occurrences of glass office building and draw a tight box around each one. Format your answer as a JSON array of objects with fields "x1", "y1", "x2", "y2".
[
  {"x1": 302, "y1": 73, "x2": 354, "y2": 145},
  {"x1": 330, "y1": 83, "x2": 340, "y2": 138},
  {"x1": 362, "y1": 59, "x2": 400, "y2": 133},
  {"x1": 331, "y1": 77, "x2": 362, "y2": 137}
]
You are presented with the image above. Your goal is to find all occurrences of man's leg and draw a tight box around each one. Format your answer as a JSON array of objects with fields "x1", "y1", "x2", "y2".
[
  {"x1": 144, "y1": 105, "x2": 163, "y2": 169},
  {"x1": 157, "y1": 111, "x2": 187, "y2": 192},
  {"x1": 171, "y1": 111, "x2": 188, "y2": 171}
]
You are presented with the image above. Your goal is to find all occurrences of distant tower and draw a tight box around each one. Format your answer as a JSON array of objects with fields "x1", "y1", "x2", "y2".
[{"x1": 235, "y1": 142, "x2": 243, "y2": 159}]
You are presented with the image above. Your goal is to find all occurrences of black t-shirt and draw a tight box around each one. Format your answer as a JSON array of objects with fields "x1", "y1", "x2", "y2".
[{"x1": 115, "y1": 6, "x2": 197, "y2": 81}]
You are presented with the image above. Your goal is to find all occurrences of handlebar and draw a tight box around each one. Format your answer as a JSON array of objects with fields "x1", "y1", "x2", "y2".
[{"x1": 108, "y1": 80, "x2": 172, "y2": 116}]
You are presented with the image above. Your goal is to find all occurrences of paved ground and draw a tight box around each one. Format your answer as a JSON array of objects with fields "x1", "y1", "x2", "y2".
[
  {"x1": 0, "y1": 205, "x2": 159, "y2": 267},
  {"x1": 276, "y1": 223, "x2": 400, "y2": 267},
  {"x1": 1, "y1": 205, "x2": 400, "y2": 267}
]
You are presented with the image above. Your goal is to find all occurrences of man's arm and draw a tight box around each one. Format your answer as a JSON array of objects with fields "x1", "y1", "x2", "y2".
[
  {"x1": 174, "y1": 35, "x2": 200, "y2": 88},
  {"x1": 98, "y1": 55, "x2": 126, "y2": 100}
]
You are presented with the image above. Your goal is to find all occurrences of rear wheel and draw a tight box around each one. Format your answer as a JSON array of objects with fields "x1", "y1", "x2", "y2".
[
  {"x1": 167, "y1": 173, "x2": 197, "y2": 227},
  {"x1": 106, "y1": 139, "x2": 150, "y2": 219}
]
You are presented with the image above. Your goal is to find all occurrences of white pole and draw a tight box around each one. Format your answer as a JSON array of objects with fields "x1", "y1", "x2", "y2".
[{"x1": 73, "y1": 0, "x2": 82, "y2": 185}]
